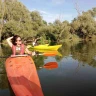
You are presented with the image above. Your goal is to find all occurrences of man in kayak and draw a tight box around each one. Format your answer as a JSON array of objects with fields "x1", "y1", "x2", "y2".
[
  {"x1": 6, "y1": 35, "x2": 35, "y2": 56},
  {"x1": 32, "y1": 37, "x2": 41, "y2": 46}
]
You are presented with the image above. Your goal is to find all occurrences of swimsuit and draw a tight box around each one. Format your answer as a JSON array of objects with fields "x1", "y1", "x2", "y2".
[{"x1": 12, "y1": 44, "x2": 25, "y2": 55}]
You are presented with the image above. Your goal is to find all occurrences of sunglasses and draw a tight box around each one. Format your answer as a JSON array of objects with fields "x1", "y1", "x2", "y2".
[{"x1": 17, "y1": 39, "x2": 22, "y2": 42}]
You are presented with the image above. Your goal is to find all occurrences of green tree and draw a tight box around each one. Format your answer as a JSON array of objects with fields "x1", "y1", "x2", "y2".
[{"x1": 71, "y1": 12, "x2": 96, "y2": 39}]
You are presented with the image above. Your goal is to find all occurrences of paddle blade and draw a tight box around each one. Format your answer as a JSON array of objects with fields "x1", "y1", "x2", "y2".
[{"x1": 43, "y1": 62, "x2": 58, "y2": 70}]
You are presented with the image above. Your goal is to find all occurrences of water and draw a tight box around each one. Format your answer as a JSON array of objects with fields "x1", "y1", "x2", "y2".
[
  {"x1": 0, "y1": 42, "x2": 96, "y2": 96},
  {"x1": 38, "y1": 56, "x2": 96, "y2": 96}
]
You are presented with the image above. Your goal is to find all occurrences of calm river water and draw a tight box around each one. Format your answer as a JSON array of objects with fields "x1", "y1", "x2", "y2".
[{"x1": 0, "y1": 41, "x2": 96, "y2": 96}]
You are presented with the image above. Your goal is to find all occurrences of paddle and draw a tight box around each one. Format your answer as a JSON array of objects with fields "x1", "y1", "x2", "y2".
[
  {"x1": 0, "y1": 55, "x2": 28, "y2": 58},
  {"x1": 0, "y1": 51, "x2": 59, "y2": 58}
]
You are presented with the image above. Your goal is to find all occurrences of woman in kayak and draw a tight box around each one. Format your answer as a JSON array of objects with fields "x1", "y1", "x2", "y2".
[{"x1": 6, "y1": 35, "x2": 35, "y2": 56}]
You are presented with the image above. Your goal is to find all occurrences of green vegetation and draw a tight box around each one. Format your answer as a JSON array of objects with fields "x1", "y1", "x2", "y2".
[
  {"x1": 57, "y1": 41, "x2": 96, "y2": 68},
  {"x1": 0, "y1": 0, "x2": 96, "y2": 44}
]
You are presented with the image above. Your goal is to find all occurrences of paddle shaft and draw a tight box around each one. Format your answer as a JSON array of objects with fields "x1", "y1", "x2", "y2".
[{"x1": 0, "y1": 52, "x2": 57, "y2": 58}]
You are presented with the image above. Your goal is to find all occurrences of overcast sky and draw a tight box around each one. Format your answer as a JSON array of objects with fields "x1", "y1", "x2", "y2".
[{"x1": 20, "y1": 0, "x2": 96, "y2": 23}]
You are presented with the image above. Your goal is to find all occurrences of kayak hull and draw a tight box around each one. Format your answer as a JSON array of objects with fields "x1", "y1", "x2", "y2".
[
  {"x1": 5, "y1": 56, "x2": 44, "y2": 96},
  {"x1": 28, "y1": 44, "x2": 62, "y2": 51},
  {"x1": 43, "y1": 51, "x2": 62, "y2": 56}
]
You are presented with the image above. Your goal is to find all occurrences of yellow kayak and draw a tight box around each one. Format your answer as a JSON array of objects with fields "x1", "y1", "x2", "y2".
[{"x1": 27, "y1": 44, "x2": 62, "y2": 51}]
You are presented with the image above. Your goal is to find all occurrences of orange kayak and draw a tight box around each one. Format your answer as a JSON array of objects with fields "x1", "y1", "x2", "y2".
[{"x1": 5, "y1": 55, "x2": 44, "y2": 96}]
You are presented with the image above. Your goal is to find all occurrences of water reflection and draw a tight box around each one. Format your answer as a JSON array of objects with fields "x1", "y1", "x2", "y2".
[
  {"x1": 0, "y1": 41, "x2": 96, "y2": 96},
  {"x1": 43, "y1": 62, "x2": 58, "y2": 70},
  {"x1": 71, "y1": 42, "x2": 96, "y2": 67},
  {"x1": 38, "y1": 57, "x2": 96, "y2": 96},
  {"x1": 59, "y1": 41, "x2": 96, "y2": 68}
]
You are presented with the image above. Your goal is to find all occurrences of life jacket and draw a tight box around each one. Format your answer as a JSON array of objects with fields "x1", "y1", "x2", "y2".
[{"x1": 12, "y1": 44, "x2": 25, "y2": 55}]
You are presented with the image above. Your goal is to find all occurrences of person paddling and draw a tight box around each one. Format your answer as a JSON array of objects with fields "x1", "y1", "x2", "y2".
[
  {"x1": 32, "y1": 37, "x2": 41, "y2": 46},
  {"x1": 6, "y1": 35, "x2": 35, "y2": 56}
]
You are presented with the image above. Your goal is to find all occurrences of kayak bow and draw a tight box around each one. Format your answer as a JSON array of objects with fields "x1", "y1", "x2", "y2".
[{"x1": 5, "y1": 55, "x2": 44, "y2": 96}]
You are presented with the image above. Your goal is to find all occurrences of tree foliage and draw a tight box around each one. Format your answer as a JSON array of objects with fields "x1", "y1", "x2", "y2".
[
  {"x1": 0, "y1": 0, "x2": 96, "y2": 43},
  {"x1": 71, "y1": 11, "x2": 96, "y2": 39}
]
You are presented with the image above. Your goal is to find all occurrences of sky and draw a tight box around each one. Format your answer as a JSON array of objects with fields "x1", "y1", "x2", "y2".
[{"x1": 19, "y1": 0, "x2": 96, "y2": 23}]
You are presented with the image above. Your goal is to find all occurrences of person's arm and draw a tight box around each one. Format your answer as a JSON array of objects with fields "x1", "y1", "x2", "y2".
[
  {"x1": 36, "y1": 37, "x2": 40, "y2": 41},
  {"x1": 33, "y1": 37, "x2": 40, "y2": 46},
  {"x1": 25, "y1": 48, "x2": 35, "y2": 56},
  {"x1": 6, "y1": 37, "x2": 13, "y2": 47}
]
